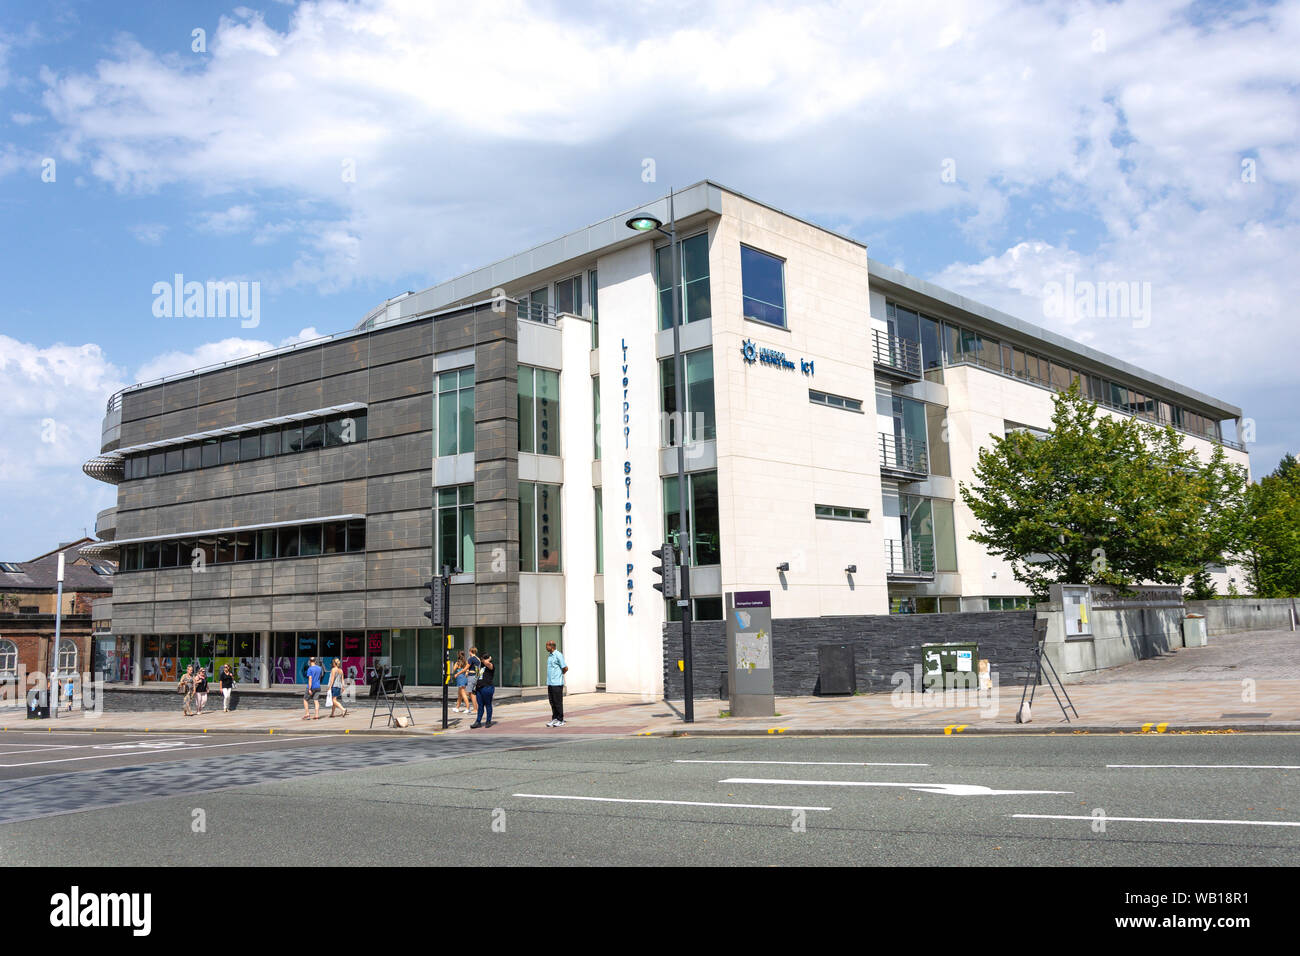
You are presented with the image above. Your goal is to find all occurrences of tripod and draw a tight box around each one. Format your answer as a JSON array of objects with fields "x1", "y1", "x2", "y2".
[{"x1": 1018, "y1": 639, "x2": 1079, "y2": 722}]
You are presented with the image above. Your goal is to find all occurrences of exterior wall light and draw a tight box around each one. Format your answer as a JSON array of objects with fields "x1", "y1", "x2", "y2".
[
  {"x1": 626, "y1": 215, "x2": 663, "y2": 233},
  {"x1": 777, "y1": 562, "x2": 790, "y2": 572},
  {"x1": 845, "y1": 565, "x2": 857, "y2": 574}
]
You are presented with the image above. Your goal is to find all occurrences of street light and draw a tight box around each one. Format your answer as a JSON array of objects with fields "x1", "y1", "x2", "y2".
[{"x1": 626, "y1": 196, "x2": 694, "y2": 723}]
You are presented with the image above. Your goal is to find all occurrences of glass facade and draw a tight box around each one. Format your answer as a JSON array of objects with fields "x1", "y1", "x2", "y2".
[
  {"x1": 119, "y1": 519, "x2": 365, "y2": 572},
  {"x1": 660, "y1": 348, "x2": 716, "y2": 446},
  {"x1": 435, "y1": 485, "x2": 475, "y2": 574},
  {"x1": 518, "y1": 366, "x2": 560, "y2": 456},
  {"x1": 740, "y1": 245, "x2": 786, "y2": 328},
  {"x1": 519, "y1": 481, "x2": 562, "y2": 573},
  {"x1": 663, "y1": 470, "x2": 720, "y2": 566},
  {"x1": 655, "y1": 233, "x2": 712, "y2": 330}
]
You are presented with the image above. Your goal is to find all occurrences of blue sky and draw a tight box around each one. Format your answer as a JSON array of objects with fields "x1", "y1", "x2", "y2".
[{"x1": 1, "y1": 0, "x2": 1297, "y2": 557}]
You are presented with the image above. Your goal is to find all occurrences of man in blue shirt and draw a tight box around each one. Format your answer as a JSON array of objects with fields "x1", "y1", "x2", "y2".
[
  {"x1": 303, "y1": 656, "x2": 324, "y2": 720},
  {"x1": 545, "y1": 640, "x2": 568, "y2": 727}
]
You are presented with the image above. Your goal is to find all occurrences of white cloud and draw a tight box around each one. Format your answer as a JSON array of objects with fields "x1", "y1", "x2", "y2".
[
  {"x1": 132, "y1": 327, "x2": 325, "y2": 382},
  {"x1": 129, "y1": 222, "x2": 167, "y2": 244},
  {"x1": 197, "y1": 204, "x2": 256, "y2": 234},
  {"x1": 10, "y1": 112, "x2": 37, "y2": 125}
]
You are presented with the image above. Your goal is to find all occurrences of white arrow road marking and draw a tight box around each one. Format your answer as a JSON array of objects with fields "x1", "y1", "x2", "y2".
[
  {"x1": 720, "y1": 778, "x2": 1071, "y2": 796},
  {"x1": 1015, "y1": 814, "x2": 1300, "y2": 828},
  {"x1": 513, "y1": 793, "x2": 831, "y2": 811},
  {"x1": 92, "y1": 740, "x2": 198, "y2": 751},
  {"x1": 1106, "y1": 764, "x2": 1300, "y2": 770},
  {"x1": 675, "y1": 760, "x2": 929, "y2": 767}
]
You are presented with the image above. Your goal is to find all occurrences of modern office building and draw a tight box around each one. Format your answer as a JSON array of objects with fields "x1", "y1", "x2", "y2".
[{"x1": 82, "y1": 181, "x2": 1250, "y2": 698}]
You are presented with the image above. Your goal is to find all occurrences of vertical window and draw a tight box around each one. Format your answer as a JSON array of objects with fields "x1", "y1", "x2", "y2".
[
  {"x1": 148, "y1": 452, "x2": 165, "y2": 476},
  {"x1": 592, "y1": 377, "x2": 601, "y2": 460},
  {"x1": 589, "y1": 270, "x2": 599, "y2": 349},
  {"x1": 660, "y1": 349, "x2": 716, "y2": 445},
  {"x1": 0, "y1": 639, "x2": 17, "y2": 682},
  {"x1": 436, "y1": 485, "x2": 475, "y2": 573},
  {"x1": 740, "y1": 245, "x2": 786, "y2": 328},
  {"x1": 345, "y1": 519, "x2": 366, "y2": 552},
  {"x1": 240, "y1": 432, "x2": 261, "y2": 461},
  {"x1": 594, "y1": 488, "x2": 604, "y2": 574},
  {"x1": 165, "y1": 448, "x2": 183, "y2": 474},
  {"x1": 555, "y1": 275, "x2": 582, "y2": 316},
  {"x1": 919, "y1": 315, "x2": 943, "y2": 371},
  {"x1": 655, "y1": 233, "x2": 712, "y2": 330},
  {"x1": 519, "y1": 481, "x2": 562, "y2": 572},
  {"x1": 518, "y1": 366, "x2": 560, "y2": 455},
  {"x1": 58, "y1": 639, "x2": 77, "y2": 676},
  {"x1": 220, "y1": 435, "x2": 240, "y2": 463},
  {"x1": 436, "y1": 367, "x2": 476, "y2": 457},
  {"x1": 663, "y1": 470, "x2": 721, "y2": 567},
  {"x1": 261, "y1": 428, "x2": 279, "y2": 457}
]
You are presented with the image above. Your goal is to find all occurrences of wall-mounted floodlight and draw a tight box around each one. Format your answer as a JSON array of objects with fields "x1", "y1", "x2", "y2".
[
  {"x1": 845, "y1": 565, "x2": 857, "y2": 574},
  {"x1": 777, "y1": 562, "x2": 790, "y2": 572}
]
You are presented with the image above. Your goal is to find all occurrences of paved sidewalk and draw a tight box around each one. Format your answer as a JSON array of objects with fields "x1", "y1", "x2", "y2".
[{"x1": 10, "y1": 630, "x2": 1298, "y2": 737}]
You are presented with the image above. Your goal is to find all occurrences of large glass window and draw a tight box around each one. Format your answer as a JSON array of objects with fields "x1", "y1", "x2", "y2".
[
  {"x1": 660, "y1": 348, "x2": 716, "y2": 446},
  {"x1": 555, "y1": 275, "x2": 582, "y2": 316},
  {"x1": 655, "y1": 233, "x2": 712, "y2": 330},
  {"x1": 592, "y1": 377, "x2": 601, "y2": 460},
  {"x1": 741, "y1": 245, "x2": 786, "y2": 328},
  {"x1": 519, "y1": 482, "x2": 562, "y2": 573},
  {"x1": 594, "y1": 488, "x2": 604, "y2": 575},
  {"x1": 436, "y1": 485, "x2": 475, "y2": 573},
  {"x1": 588, "y1": 270, "x2": 599, "y2": 348},
  {"x1": 436, "y1": 367, "x2": 476, "y2": 457},
  {"x1": 663, "y1": 470, "x2": 720, "y2": 566},
  {"x1": 518, "y1": 366, "x2": 560, "y2": 456}
]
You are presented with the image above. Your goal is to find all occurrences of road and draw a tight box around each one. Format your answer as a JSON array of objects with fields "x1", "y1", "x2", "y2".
[{"x1": 0, "y1": 729, "x2": 1296, "y2": 866}]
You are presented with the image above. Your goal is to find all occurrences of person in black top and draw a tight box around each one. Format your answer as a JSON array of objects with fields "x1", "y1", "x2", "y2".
[
  {"x1": 194, "y1": 668, "x2": 209, "y2": 715},
  {"x1": 220, "y1": 664, "x2": 235, "y2": 712},
  {"x1": 469, "y1": 654, "x2": 495, "y2": 728}
]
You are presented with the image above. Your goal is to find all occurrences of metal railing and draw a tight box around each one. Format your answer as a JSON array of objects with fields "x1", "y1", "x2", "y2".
[
  {"x1": 884, "y1": 538, "x2": 935, "y2": 575},
  {"x1": 872, "y1": 329, "x2": 921, "y2": 377},
  {"x1": 518, "y1": 301, "x2": 558, "y2": 325},
  {"x1": 878, "y1": 433, "x2": 929, "y2": 475}
]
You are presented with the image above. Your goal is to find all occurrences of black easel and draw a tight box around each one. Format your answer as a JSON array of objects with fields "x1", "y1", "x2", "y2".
[
  {"x1": 369, "y1": 664, "x2": 415, "y2": 729},
  {"x1": 1018, "y1": 636, "x2": 1079, "y2": 722}
]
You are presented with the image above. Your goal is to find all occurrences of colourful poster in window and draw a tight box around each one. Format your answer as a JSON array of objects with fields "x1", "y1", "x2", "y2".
[
  {"x1": 273, "y1": 657, "x2": 295, "y2": 684},
  {"x1": 158, "y1": 657, "x2": 177, "y2": 682},
  {"x1": 237, "y1": 657, "x2": 261, "y2": 684},
  {"x1": 215, "y1": 658, "x2": 236, "y2": 684},
  {"x1": 341, "y1": 658, "x2": 365, "y2": 685}
]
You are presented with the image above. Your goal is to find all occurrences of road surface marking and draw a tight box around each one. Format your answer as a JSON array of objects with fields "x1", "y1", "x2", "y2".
[
  {"x1": 0, "y1": 734, "x2": 330, "y2": 767},
  {"x1": 943, "y1": 724, "x2": 968, "y2": 735},
  {"x1": 513, "y1": 793, "x2": 831, "y2": 811},
  {"x1": 1014, "y1": 813, "x2": 1300, "y2": 828},
  {"x1": 676, "y1": 760, "x2": 929, "y2": 767},
  {"x1": 1107, "y1": 764, "x2": 1300, "y2": 770},
  {"x1": 721, "y1": 777, "x2": 1071, "y2": 796}
]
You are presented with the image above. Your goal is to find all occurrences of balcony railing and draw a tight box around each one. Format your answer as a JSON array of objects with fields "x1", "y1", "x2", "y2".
[
  {"x1": 885, "y1": 538, "x2": 935, "y2": 576},
  {"x1": 518, "y1": 301, "x2": 558, "y2": 325},
  {"x1": 872, "y1": 329, "x2": 921, "y2": 378},
  {"x1": 879, "y1": 433, "x2": 929, "y2": 476}
]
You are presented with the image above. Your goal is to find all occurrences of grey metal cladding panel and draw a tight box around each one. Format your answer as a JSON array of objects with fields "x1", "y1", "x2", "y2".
[
  {"x1": 140, "y1": 474, "x2": 199, "y2": 509},
  {"x1": 192, "y1": 497, "x2": 234, "y2": 531},
  {"x1": 190, "y1": 598, "x2": 231, "y2": 632},
  {"x1": 316, "y1": 592, "x2": 366, "y2": 629},
  {"x1": 279, "y1": 380, "x2": 324, "y2": 413},
  {"x1": 236, "y1": 390, "x2": 278, "y2": 423},
  {"x1": 366, "y1": 473, "x2": 426, "y2": 514},
  {"x1": 199, "y1": 368, "x2": 239, "y2": 405},
  {"x1": 196, "y1": 398, "x2": 239, "y2": 430},
  {"x1": 230, "y1": 460, "x2": 278, "y2": 495},
  {"x1": 122, "y1": 385, "x2": 165, "y2": 424},
  {"x1": 194, "y1": 466, "x2": 239, "y2": 499},
  {"x1": 162, "y1": 378, "x2": 199, "y2": 413},
  {"x1": 116, "y1": 507, "x2": 158, "y2": 539},
  {"x1": 366, "y1": 509, "x2": 430, "y2": 551},
  {"x1": 276, "y1": 455, "x2": 322, "y2": 490},
  {"x1": 366, "y1": 589, "x2": 425, "y2": 624},
  {"x1": 322, "y1": 337, "x2": 369, "y2": 377},
  {"x1": 433, "y1": 314, "x2": 476, "y2": 352},
  {"x1": 278, "y1": 348, "x2": 323, "y2": 387},
  {"x1": 272, "y1": 594, "x2": 317, "y2": 630},
  {"x1": 473, "y1": 421, "x2": 517, "y2": 461},
  {"x1": 368, "y1": 357, "x2": 431, "y2": 404},
  {"x1": 151, "y1": 502, "x2": 197, "y2": 535},
  {"x1": 189, "y1": 565, "x2": 231, "y2": 600},
  {"x1": 367, "y1": 433, "x2": 431, "y2": 477},
  {"x1": 318, "y1": 445, "x2": 368, "y2": 484},
  {"x1": 152, "y1": 567, "x2": 194, "y2": 602},
  {"x1": 472, "y1": 583, "x2": 517, "y2": 626},
  {"x1": 110, "y1": 602, "x2": 154, "y2": 632},
  {"x1": 151, "y1": 602, "x2": 192, "y2": 633},
  {"x1": 369, "y1": 393, "x2": 431, "y2": 439},
  {"x1": 235, "y1": 358, "x2": 278, "y2": 396},
  {"x1": 448, "y1": 583, "x2": 477, "y2": 627},
  {"x1": 369, "y1": 321, "x2": 431, "y2": 367},
  {"x1": 273, "y1": 484, "x2": 322, "y2": 521},
  {"x1": 366, "y1": 549, "x2": 428, "y2": 590},
  {"x1": 159, "y1": 407, "x2": 199, "y2": 441},
  {"x1": 229, "y1": 562, "x2": 276, "y2": 596},
  {"x1": 475, "y1": 338, "x2": 516, "y2": 381},
  {"x1": 229, "y1": 596, "x2": 273, "y2": 630},
  {"x1": 118, "y1": 418, "x2": 149, "y2": 447},
  {"x1": 229, "y1": 492, "x2": 275, "y2": 526},
  {"x1": 320, "y1": 369, "x2": 368, "y2": 405},
  {"x1": 111, "y1": 572, "x2": 156, "y2": 605},
  {"x1": 273, "y1": 558, "x2": 319, "y2": 596},
  {"x1": 316, "y1": 554, "x2": 367, "y2": 593}
]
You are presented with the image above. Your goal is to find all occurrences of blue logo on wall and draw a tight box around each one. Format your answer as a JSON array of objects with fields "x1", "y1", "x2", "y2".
[
  {"x1": 741, "y1": 339, "x2": 758, "y2": 364},
  {"x1": 741, "y1": 338, "x2": 809, "y2": 373}
]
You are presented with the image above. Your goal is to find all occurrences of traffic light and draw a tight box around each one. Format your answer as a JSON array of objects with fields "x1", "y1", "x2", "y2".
[
  {"x1": 652, "y1": 543, "x2": 678, "y2": 599},
  {"x1": 423, "y1": 576, "x2": 443, "y2": 625}
]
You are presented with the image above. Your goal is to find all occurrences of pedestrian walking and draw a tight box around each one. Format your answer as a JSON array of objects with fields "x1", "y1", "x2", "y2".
[
  {"x1": 327, "y1": 658, "x2": 348, "y2": 717},
  {"x1": 194, "y1": 668, "x2": 209, "y2": 715},
  {"x1": 464, "y1": 646, "x2": 480, "y2": 715},
  {"x1": 64, "y1": 676, "x2": 75, "y2": 713},
  {"x1": 469, "y1": 654, "x2": 495, "y2": 728},
  {"x1": 302, "y1": 656, "x2": 323, "y2": 720},
  {"x1": 178, "y1": 664, "x2": 196, "y2": 716},
  {"x1": 544, "y1": 640, "x2": 568, "y2": 727},
  {"x1": 452, "y1": 651, "x2": 469, "y2": 712},
  {"x1": 220, "y1": 664, "x2": 235, "y2": 712}
]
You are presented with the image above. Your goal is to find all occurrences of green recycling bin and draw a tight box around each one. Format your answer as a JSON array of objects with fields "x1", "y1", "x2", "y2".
[{"x1": 921, "y1": 642, "x2": 980, "y2": 691}]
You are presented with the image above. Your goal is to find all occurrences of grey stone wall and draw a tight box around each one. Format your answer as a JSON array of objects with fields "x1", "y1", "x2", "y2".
[{"x1": 662, "y1": 610, "x2": 1039, "y2": 698}]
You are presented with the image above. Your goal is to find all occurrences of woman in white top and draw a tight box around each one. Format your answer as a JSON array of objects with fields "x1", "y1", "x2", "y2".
[{"x1": 327, "y1": 658, "x2": 348, "y2": 717}]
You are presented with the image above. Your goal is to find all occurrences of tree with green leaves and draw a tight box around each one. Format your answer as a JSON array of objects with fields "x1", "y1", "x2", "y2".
[
  {"x1": 1241, "y1": 454, "x2": 1300, "y2": 597},
  {"x1": 959, "y1": 384, "x2": 1247, "y2": 598}
]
